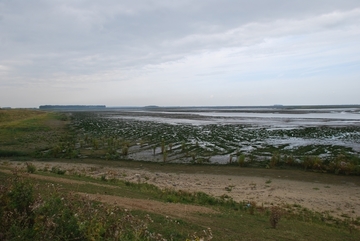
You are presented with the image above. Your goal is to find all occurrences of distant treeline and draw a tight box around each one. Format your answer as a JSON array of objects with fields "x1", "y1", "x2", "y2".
[{"x1": 39, "y1": 105, "x2": 106, "y2": 110}]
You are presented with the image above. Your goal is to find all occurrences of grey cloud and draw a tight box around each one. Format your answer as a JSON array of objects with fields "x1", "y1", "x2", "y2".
[{"x1": 1, "y1": 0, "x2": 360, "y2": 107}]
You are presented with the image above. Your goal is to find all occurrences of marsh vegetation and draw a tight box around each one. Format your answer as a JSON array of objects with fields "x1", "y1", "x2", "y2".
[{"x1": 40, "y1": 109, "x2": 360, "y2": 175}]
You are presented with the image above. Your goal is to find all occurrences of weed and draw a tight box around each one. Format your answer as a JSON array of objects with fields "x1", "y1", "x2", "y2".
[
  {"x1": 51, "y1": 166, "x2": 66, "y2": 175},
  {"x1": 163, "y1": 150, "x2": 168, "y2": 162},
  {"x1": 270, "y1": 206, "x2": 282, "y2": 229},
  {"x1": 225, "y1": 186, "x2": 232, "y2": 192},
  {"x1": 161, "y1": 139, "x2": 165, "y2": 154},
  {"x1": 121, "y1": 144, "x2": 129, "y2": 156},
  {"x1": 238, "y1": 154, "x2": 246, "y2": 167},
  {"x1": 269, "y1": 152, "x2": 280, "y2": 168},
  {"x1": 181, "y1": 141, "x2": 186, "y2": 152},
  {"x1": 249, "y1": 183, "x2": 257, "y2": 190},
  {"x1": 248, "y1": 201, "x2": 257, "y2": 215},
  {"x1": 187, "y1": 227, "x2": 213, "y2": 241},
  {"x1": 229, "y1": 154, "x2": 233, "y2": 164},
  {"x1": 100, "y1": 174, "x2": 107, "y2": 182}
]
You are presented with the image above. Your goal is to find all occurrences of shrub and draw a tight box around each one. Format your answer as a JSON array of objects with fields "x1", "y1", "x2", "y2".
[
  {"x1": 51, "y1": 145, "x2": 61, "y2": 158},
  {"x1": 26, "y1": 162, "x2": 36, "y2": 173},
  {"x1": 8, "y1": 178, "x2": 34, "y2": 214}
]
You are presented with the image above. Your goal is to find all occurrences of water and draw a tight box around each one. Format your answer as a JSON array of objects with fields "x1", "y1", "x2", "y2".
[{"x1": 108, "y1": 108, "x2": 360, "y2": 127}]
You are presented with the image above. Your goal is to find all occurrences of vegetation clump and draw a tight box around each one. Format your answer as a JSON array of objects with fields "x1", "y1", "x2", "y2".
[
  {"x1": 51, "y1": 166, "x2": 66, "y2": 175},
  {"x1": 269, "y1": 206, "x2": 282, "y2": 229},
  {"x1": 0, "y1": 175, "x2": 168, "y2": 240},
  {"x1": 26, "y1": 162, "x2": 36, "y2": 173}
]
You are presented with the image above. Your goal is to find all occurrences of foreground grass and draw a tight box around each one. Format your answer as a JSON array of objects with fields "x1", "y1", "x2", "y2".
[
  {"x1": 0, "y1": 173, "x2": 200, "y2": 240},
  {"x1": 0, "y1": 168, "x2": 359, "y2": 241}
]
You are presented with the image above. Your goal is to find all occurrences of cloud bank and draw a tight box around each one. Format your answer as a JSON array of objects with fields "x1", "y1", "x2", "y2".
[{"x1": 1, "y1": 0, "x2": 359, "y2": 107}]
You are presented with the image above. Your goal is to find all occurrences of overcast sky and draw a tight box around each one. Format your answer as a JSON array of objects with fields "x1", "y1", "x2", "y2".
[{"x1": 1, "y1": 0, "x2": 360, "y2": 108}]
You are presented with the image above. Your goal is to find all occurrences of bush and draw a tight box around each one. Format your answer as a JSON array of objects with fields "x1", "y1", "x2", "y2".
[
  {"x1": 8, "y1": 178, "x2": 34, "y2": 214},
  {"x1": 34, "y1": 196, "x2": 83, "y2": 240},
  {"x1": 26, "y1": 162, "x2": 36, "y2": 173}
]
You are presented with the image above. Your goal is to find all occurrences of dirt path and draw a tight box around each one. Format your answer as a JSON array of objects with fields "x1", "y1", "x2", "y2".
[
  {"x1": 2, "y1": 160, "x2": 360, "y2": 220},
  {"x1": 77, "y1": 192, "x2": 217, "y2": 220}
]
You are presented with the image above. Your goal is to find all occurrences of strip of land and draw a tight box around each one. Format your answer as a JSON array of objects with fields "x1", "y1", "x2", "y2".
[{"x1": 2, "y1": 160, "x2": 359, "y2": 220}]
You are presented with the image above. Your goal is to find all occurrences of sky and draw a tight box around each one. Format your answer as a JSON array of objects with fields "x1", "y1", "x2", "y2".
[{"x1": 1, "y1": 0, "x2": 360, "y2": 108}]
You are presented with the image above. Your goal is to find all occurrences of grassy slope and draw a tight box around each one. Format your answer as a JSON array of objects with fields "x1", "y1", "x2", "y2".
[{"x1": 0, "y1": 109, "x2": 68, "y2": 156}]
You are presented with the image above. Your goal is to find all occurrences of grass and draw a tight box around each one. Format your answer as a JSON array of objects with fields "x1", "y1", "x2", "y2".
[
  {"x1": 0, "y1": 109, "x2": 69, "y2": 157},
  {"x1": 0, "y1": 173, "x2": 202, "y2": 240}
]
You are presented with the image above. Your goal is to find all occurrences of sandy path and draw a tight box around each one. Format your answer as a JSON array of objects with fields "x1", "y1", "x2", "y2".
[
  {"x1": 2, "y1": 161, "x2": 360, "y2": 220},
  {"x1": 77, "y1": 192, "x2": 217, "y2": 220}
]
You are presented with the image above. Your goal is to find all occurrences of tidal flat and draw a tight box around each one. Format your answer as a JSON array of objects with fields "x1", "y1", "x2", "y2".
[{"x1": 69, "y1": 106, "x2": 360, "y2": 169}]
